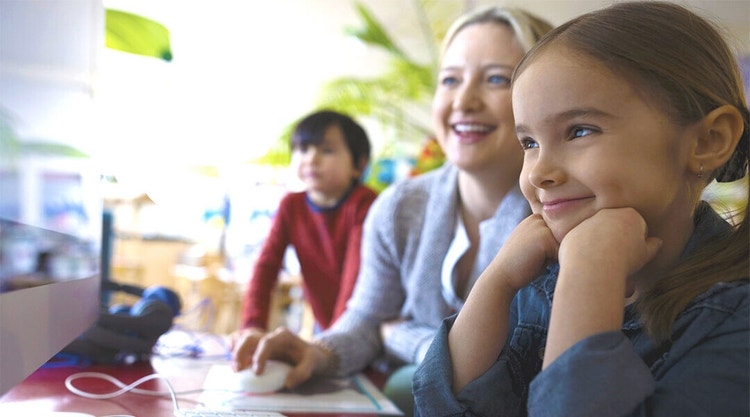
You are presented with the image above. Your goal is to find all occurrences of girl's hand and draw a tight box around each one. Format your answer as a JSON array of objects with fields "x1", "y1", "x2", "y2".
[
  {"x1": 490, "y1": 213, "x2": 560, "y2": 291},
  {"x1": 449, "y1": 214, "x2": 558, "y2": 392},
  {"x1": 543, "y1": 207, "x2": 663, "y2": 367},
  {"x1": 558, "y1": 207, "x2": 663, "y2": 284}
]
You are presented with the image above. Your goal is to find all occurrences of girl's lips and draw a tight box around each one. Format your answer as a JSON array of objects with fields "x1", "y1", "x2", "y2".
[{"x1": 541, "y1": 197, "x2": 592, "y2": 216}]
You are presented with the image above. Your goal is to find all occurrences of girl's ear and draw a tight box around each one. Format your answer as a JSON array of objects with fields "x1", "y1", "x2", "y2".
[{"x1": 692, "y1": 105, "x2": 744, "y2": 178}]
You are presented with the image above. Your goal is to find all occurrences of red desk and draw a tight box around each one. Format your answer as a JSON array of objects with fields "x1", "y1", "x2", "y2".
[
  {"x1": 0, "y1": 362, "x2": 179, "y2": 416},
  {"x1": 0, "y1": 360, "x2": 389, "y2": 417}
]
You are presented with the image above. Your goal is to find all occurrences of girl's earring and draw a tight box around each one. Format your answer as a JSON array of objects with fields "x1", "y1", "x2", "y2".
[{"x1": 697, "y1": 163, "x2": 704, "y2": 179}]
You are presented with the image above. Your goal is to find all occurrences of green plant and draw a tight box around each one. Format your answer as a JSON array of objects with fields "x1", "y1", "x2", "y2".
[
  {"x1": 254, "y1": 0, "x2": 460, "y2": 176},
  {"x1": 0, "y1": 108, "x2": 88, "y2": 164},
  {"x1": 105, "y1": 9, "x2": 173, "y2": 61}
]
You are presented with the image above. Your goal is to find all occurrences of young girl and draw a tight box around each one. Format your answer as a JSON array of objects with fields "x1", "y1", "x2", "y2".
[
  {"x1": 238, "y1": 110, "x2": 376, "y2": 334},
  {"x1": 413, "y1": 2, "x2": 749, "y2": 416}
]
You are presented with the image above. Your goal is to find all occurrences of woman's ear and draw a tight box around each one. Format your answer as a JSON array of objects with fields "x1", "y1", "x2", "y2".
[{"x1": 692, "y1": 105, "x2": 744, "y2": 177}]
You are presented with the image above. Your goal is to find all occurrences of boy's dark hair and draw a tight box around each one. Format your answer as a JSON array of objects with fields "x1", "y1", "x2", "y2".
[{"x1": 291, "y1": 110, "x2": 371, "y2": 172}]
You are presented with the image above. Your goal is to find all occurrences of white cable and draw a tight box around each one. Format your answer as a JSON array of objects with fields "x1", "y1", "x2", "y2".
[{"x1": 64, "y1": 371, "x2": 202, "y2": 413}]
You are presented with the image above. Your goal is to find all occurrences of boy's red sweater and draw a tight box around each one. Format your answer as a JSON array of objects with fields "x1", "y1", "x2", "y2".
[{"x1": 240, "y1": 185, "x2": 377, "y2": 331}]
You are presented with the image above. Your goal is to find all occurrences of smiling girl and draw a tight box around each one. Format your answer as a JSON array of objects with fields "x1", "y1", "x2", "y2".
[{"x1": 413, "y1": 2, "x2": 749, "y2": 416}]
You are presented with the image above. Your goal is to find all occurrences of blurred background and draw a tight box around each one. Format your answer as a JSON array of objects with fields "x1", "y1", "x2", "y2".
[{"x1": 2, "y1": 0, "x2": 748, "y2": 334}]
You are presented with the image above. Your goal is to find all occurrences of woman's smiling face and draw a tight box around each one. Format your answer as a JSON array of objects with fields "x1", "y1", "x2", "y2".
[
  {"x1": 512, "y1": 47, "x2": 697, "y2": 243},
  {"x1": 432, "y1": 22, "x2": 526, "y2": 175}
]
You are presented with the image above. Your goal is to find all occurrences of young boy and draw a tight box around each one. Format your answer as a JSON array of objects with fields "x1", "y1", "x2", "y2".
[{"x1": 239, "y1": 110, "x2": 377, "y2": 336}]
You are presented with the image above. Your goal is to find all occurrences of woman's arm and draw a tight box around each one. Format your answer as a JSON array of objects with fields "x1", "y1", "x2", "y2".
[
  {"x1": 333, "y1": 188, "x2": 377, "y2": 322},
  {"x1": 318, "y1": 186, "x2": 411, "y2": 374}
]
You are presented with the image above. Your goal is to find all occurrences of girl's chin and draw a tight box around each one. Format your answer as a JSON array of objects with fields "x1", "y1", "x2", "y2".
[
  {"x1": 550, "y1": 226, "x2": 572, "y2": 244},
  {"x1": 547, "y1": 216, "x2": 589, "y2": 244}
]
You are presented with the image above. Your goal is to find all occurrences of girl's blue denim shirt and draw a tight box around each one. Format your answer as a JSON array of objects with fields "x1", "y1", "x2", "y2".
[{"x1": 413, "y1": 204, "x2": 749, "y2": 417}]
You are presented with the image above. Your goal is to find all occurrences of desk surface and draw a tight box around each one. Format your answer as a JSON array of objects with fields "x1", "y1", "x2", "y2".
[
  {"x1": 0, "y1": 362, "x2": 181, "y2": 416},
  {"x1": 0, "y1": 359, "x2": 390, "y2": 417}
]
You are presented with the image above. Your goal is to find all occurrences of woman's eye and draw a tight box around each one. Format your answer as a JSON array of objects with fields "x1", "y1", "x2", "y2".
[
  {"x1": 439, "y1": 75, "x2": 459, "y2": 86},
  {"x1": 519, "y1": 138, "x2": 538, "y2": 150},
  {"x1": 488, "y1": 74, "x2": 511, "y2": 86}
]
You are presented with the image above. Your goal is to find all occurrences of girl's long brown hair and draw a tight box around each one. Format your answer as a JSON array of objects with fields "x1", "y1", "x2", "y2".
[{"x1": 513, "y1": 1, "x2": 749, "y2": 343}]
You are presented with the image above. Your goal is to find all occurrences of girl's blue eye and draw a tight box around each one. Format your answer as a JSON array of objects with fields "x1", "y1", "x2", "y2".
[
  {"x1": 571, "y1": 126, "x2": 594, "y2": 139},
  {"x1": 519, "y1": 138, "x2": 538, "y2": 150}
]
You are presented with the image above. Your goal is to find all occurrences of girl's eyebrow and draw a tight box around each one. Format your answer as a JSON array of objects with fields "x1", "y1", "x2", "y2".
[
  {"x1": 515, "y1": 107, "x2": 615, "y2": 135},
  {"x1": 557, "y1": 107, "x2": 614, "y2": 120}
]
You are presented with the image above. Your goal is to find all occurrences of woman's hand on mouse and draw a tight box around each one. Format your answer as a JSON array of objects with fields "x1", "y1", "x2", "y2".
[
  {"x1": 230, "y1": 327, "x2": 266, "y2": 372},
  {"x1": 246, "y1": 327, "x2": 337, "y2": 389}
]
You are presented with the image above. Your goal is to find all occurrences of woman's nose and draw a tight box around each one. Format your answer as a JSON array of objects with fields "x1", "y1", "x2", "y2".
[{"x1": 452, "y1": 81, "x2": 482, "y2": 112}]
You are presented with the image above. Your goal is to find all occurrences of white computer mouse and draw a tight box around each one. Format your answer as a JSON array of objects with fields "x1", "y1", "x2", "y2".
[{"x1": 231, "y1": 360, "x2": 293, "y2": 394}]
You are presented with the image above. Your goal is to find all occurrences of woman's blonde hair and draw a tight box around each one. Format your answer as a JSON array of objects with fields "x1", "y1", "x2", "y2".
[
  {"x1": 440, "y1": 6, "x2": 554, "y2": 58},
  {"x1": 513, "y1": 1, "x2": 749, "y2": 343}
]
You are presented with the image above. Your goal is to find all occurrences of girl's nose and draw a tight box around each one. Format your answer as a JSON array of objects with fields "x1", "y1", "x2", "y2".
[{"x1": 527, "y1": 151, "x2": 565, "y2": 189}]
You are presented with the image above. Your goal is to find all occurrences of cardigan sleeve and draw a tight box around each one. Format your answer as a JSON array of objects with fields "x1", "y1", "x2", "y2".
[
  {"x1": 240, "y1": 194, "x2": 293, "y2": 330},
  {"x1": 331, "y1": 186, "x2": 377, "y2": 323},
  {"x1": 317, "y1": 184, "x2": 408, "y2": 375}
]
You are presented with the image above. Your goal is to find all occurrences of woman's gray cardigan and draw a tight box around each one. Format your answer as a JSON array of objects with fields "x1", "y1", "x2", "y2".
[{"x1": 316, "y1": 163, "x2": 530, "y2": 375}]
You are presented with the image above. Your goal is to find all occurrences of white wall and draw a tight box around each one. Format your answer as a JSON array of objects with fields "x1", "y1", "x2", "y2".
[
  {"x1": 5, "y1": 0, "x2": 746, "y2": 241},
  {"x1": 96, "y1": 0, "x2": 749, "y2": 176},
  {"x1": 0, "y1": 0, "x2": 102, "y2": 150}
]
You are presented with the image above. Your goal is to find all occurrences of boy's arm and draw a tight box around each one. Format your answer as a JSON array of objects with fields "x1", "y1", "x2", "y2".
[{"x1": 241, "y1": 197, "x2": 293, "y2": 330}]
